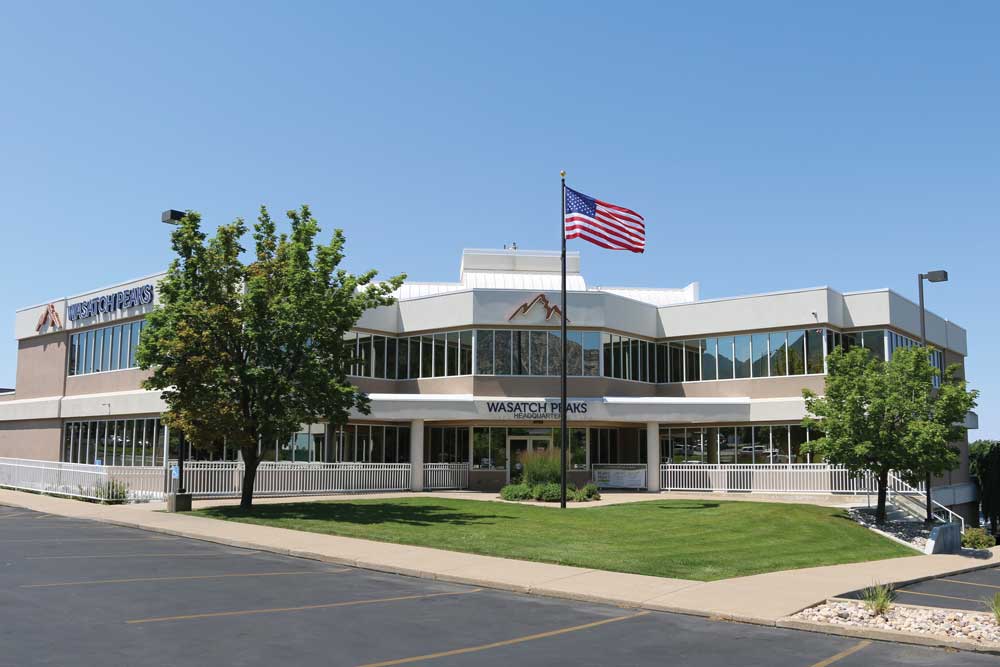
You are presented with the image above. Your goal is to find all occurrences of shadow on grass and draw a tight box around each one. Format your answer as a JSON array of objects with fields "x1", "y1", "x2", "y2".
[
  {"x1": 202, "y1": 502, "x2": 518, "y2": 528},
  {"x1": 652, "y1": 502, "x2": 720, "y2": 511}
]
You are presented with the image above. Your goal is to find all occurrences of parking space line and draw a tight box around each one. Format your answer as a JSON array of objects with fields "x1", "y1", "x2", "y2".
[
  {"x1": 809, "y1": 639, "x2": 871, "y2": 667},
  {"x1": 22, "y1": 568, "x2": 350, "y2": 588},
  {"x1": 27, "y1": 551, "x2": 244, "y2": 560},
  {"x1": 940, "y1": 578, "x2": 1000, "y2": 590},
  {"x1": 0, "y1": 512, "x2": 32, "y2": 519},
  {"x1": 126, "y1": 588, "x2": 483, "y2": 624},
  {"x1": 355, "y1": 611, "x2": 650, "y2": 667},
  {"x1": 5, "y1": 536, "x2": 179, "y2": 543},
  {"x1": 897, "y1": 589, "x2": 984, "y2": 604}
]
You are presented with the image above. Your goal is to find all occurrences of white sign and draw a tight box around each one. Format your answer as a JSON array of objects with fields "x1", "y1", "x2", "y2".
[
  {"x1": 480, "y1": 400, "x2": 591, "y2": 421},
  {"x1": 171, "y1": 465, "x2": 179, "y2": 480},
  {"x1": 593, "y1": 467, "x2": 646, "y2": 489}
]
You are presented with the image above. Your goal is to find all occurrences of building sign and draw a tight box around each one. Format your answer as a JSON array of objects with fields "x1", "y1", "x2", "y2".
[
  {"x1": 68, "y1": 284, "x2": 154, "y2": 322},
  {"x1": 484, "y1": 400, "x2": 589, "y2": 420},
  {"x1": 507, "y1": 293, "x2": 568, "y2": 322},
  {"x1": 593, "y1": 467, "x2": 646, "y2": 489},
  {"x1": 35, "y1": 303, "x2": 62, "y2": 332}
]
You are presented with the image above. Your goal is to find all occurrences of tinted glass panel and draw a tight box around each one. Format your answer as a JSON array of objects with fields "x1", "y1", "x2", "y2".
[
  {"x1": 566, "y1": 331, "x2": 583, "y2": 376},
  {"x1": 786, "y1": 330, "x2": 805, "y2": 375},
  {"x1": 701, "y1": 338, "x2": 717, "y2": 381},
  {"x1": 129, "y1": 322, "x2": 141, "y2": 367},
  {"x1": 668, "y1": 342, "x2": 683, "y2": 382},
  {"x1": 446, "y1": 331, "x2": 459, "y2": 376},
  {"x1": 421, "y1": 336, "x2": 434, "y2": 377},
  {"x1": 861, "y1": 330, "x2": 885, "y2": 361},
  {"x1": 373, "y1": 335, "x2": 386, "y2": 378},
  {"x1": 684, "y1": 340, "x2": 700, "y2": 382},
  {"x1": 494, "y1": 330, "x2": 512, "y2": 375},
  {"x1": 583, "y1": 332, "x2": 601, "y2": 376},
  {"x1": 476, "y1": 330, "x2": 493, "y2": 374},
  {"x1": 529, "y1": 331, "x2": 547, "y2": 375},
  {"x1": 459, "y1": 330, "x2": 473, "y2": 375},
  {"x1": 602, "y1": 333, "x2": 613, "y2": 377},
  {"x1": 806, "y1": 328, "x2": 824, "y2": 374},
  {"x1": 433, "y1": 333, "x2": 446, "y2": 377},
  {"x1": 751, "y1": 333, "x2": 768, "y2": 377},
  {"x1": 547, "y1": 331, "x2": 562, "y2": 376},
  {"x1": 769, "y1": 331, "x2": 787, "y2": 376},
  {"x1": 408, "y1": 338, "x2": 420, "y2": 378},
  {"x1": 717, "y1": 336, "x2": 734, "y2": 379},
  {"x1": 512, "y1": 330, "x2": 529, "y2": 375}
]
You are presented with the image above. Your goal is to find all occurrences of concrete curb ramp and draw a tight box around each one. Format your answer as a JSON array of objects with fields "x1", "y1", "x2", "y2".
[{"x1": 3, "y1": 487, "x2": 1000, "y2": 652}]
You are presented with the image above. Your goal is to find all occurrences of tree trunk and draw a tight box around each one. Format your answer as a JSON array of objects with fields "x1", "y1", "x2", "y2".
[
  {"x1": 875, "y1": 468, "x2": 889, "y2": 524},
  {"x1": 240, "y1": 451, "x2": 260, "y2": 510}
]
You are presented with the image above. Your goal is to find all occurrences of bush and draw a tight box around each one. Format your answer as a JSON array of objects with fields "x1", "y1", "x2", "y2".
[
  {"x1": 90, "y1": 479, "x2": 129, "y2": 504},
  {"x1": 990, "y1": 592, "x2": 1000, "y2": 625},
  {"x1": 532, "y1": 482, "x2": 562, "y2": 502},
  {"x1": 500, "y1": 483, "x2": 533, "y2": 501},
  {"x1": 520, "y1": 449, "x2": 561, "y2": 486},
  {"x1": 962, "y1": 527, "x2": 996, "y2": 550},
  {"x1": 861, "y1": 582, "x2": 895, "y2": 617},
  {"x1": 578, "y1": 482, "x2": 600, "y2": 501}
]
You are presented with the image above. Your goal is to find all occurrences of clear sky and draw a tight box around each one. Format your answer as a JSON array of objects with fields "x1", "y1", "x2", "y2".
[{"x1": 1, "y1": 2, "x2": 997, "y2": 437}]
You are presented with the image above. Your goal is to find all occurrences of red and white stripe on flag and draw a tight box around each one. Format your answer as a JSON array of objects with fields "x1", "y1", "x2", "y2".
[{"x1": 563, "y1": 186, "x2": 645, "y2": 253}]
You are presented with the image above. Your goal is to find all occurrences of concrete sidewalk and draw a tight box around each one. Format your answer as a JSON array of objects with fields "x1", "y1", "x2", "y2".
[{"x1": 1, "y1": 488, "x2": 996, "y2": 625}]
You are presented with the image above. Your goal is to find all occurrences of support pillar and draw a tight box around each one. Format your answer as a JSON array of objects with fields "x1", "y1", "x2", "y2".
[
  {"x1": 646, "y1": 421, "x2": 660, "y2": 492},
  {"x1": 410, "y1": 419, "x2": 424, "y2": 491}
]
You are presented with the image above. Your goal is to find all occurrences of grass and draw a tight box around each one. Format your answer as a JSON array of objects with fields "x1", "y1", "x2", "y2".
[{"x1": 193, "y1": 497, "x2": 915, "y2": 582}]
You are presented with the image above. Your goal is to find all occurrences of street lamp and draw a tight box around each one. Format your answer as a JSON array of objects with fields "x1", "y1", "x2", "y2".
[
  {"x1": 918, "y1": 269, "x2": 948, "y2": 524},
  {"x1": 161, "y1": 208, "x2": 192, "y2": 511}
]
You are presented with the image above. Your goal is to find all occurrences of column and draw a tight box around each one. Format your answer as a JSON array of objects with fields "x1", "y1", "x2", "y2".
[
  {"x1": 410, "y1": 419, "x2": 424, "y2": 491},
  {"x1": 646, "y1": 421, "x2": 660, "y2": 492}
]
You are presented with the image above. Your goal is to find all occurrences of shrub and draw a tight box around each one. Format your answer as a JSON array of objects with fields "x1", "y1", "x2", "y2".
[
  {"x1": 500, "y1": 483, "x2": 533, "y2": 501},
  {"x1": 532, "y1": 482, "x2": 563, "y2": 502},
  {"x1": 91, "y1": 479, "x2": 129, "y2": 503},
  {"x1": 861, "y1": 582, "x2": 895, "y2": 617},
  {"x1": 962, "y1": 527, "x2": 996, "y2": 550},
  {"x1": 520, "y1": 449, "x2": 561, "y2": 486},
  {"x1": 578, "y1": 482, "x2": 601, "y2": 501},
  {"x1": 990, "y1": 592, "x2": 1000, "y2": 625}
]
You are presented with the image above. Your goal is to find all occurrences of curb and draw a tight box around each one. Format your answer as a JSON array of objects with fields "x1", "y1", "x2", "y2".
[{"x1": 776, "y1": 617, "x2": 1000, "y2": 656}]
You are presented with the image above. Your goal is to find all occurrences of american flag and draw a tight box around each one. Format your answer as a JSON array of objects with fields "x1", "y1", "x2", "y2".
[{"x1": 564, "y1": 186, "x2": 645, "y2": 253}]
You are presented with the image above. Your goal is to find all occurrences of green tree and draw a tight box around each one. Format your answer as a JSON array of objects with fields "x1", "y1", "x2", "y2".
[
  {"x1": 137, "y1": 206, "x2": 404, "y2": 508},
  {"x1": 971, "y1": 440, "x2": 1000, "y2": 534},
  {"x1": 803, "y1": 345, "x2": 977, "y2": 524}
]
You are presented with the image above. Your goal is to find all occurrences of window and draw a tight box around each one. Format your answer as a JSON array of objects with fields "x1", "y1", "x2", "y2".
[
  {"x1": 373, "y1": 335, "x2": 386, "y2": 378},
  {"x1": 733, "y1": 335, "x2": 750, "y2": 379},
  {"x1": 408, "y1": 337, "x2": 420, "y2": 379},
  {"x1": 701, "y1": 338, "x2": 717, "y2": 381},
  {"x1": 447, "y1": 331, "x2": 459, "y2": 375},
  {"x1": 459, "y1": 330, "x2": 473, "y2": 375},
  {"x1": 357, "y1": 333, "x2": 372, "y2": 377},
  {"x1": 716, "y1": 336, "x2": 734, "y2": 380},
  {"x1": 387, "y1": 337, "x2": 398, "y2": 379},
  {"x1": 583, "y1": 332, "x2": 601, "y2": 376},
  {"x1": 433, "y1": 333, "x2": 446, "y2": 377},
  {"x1": 751, "y1": 333, "x2": 769, "y2": 377},
  {"x1": 494, "y1": 330, "x2": 512, "y2": 375},
  {"x1": 602, "y1": 333, "x2": 613, "y2": 378},
  {"x1": 421, "y1": 335, "x2": 434, "y2": 377},
  {"x1": 512, "y1": 330, "x2": 529, "y2": 375},
  {"x1": 529, "y1": 331, "x2": 547, "y2": 375},
  {"x1": 769, "y1": 331, "x2": 787, "y2": 376},
  {"x1": 547, "y1": 331, "x2": 562, "y2": 376},
  {"x1": 786, "y1": 330, "x2": 805, "y2": 375},
  {"x1": 476, "y1": 330, "x2": 493, "y2": 375},
  {"x1": 861, "y1": 330, "x2": 885, "y2": 361},
  {"x1": 806, "y1": 329, "x2": 824, "y2": 374},
  {"x1": 668, "y1": 342, "x2": 683, "y2": 382},
  {"x1": 67, "y1": 318, "x2": 147, "y2": 377},
  {"x1": 566, "y1": 331, "x2": 583, "y2": 376}
]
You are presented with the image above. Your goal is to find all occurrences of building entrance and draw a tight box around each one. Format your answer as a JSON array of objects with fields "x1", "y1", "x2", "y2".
[{"x1": 507, "y1": 436, "x2": 552, "y2": 482}]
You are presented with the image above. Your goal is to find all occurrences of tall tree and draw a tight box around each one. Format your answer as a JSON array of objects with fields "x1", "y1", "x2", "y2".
[
  {"x1": 971, "y1": 440, "x2": 1000, "y2": 534},
  {"x1": 137, "y1": 206, "x2": 404, "y2": 508},
  {"x1": 803, "y1": 345, "x2": 977, "y2": 523}
]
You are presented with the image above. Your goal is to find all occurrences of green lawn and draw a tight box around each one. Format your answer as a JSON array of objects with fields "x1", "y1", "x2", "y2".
[{"x1": 193, "y1": 497, "x2": 914, "y2": 581}]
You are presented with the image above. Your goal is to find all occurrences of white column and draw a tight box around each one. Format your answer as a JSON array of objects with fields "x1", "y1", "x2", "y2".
[
  {"x1": 410, "y1": 419, "x2": 424, "y2": 491},
  {"x1": 646, "y1": 421, "x2": 660, "y2": 492}
]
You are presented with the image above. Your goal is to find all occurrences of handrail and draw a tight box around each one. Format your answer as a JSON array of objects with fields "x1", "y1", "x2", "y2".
[{"x1": 887, "y1": 471, "x2": 965, "y2": 533}]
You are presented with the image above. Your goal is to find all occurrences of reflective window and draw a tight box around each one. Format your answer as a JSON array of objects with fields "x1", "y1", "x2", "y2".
[
  {"x1": 806, "y1": 328, "x2": 824, "y2": 374},
  {"x1": 459, "y1": 330, "x2": 473, "y2": 375},
  {"x1": 583, "y1": 332, "x2": 601, "y2": 376},
  {"x1": 529, "y1": 331, "x2": 547, "y2": 375},
  {"x1": 408, "y1": 337, "x2": 420, "y2": 379},
  {"x1": 701, "y1": 338, "x2": 717, "y2": 381},
  {"x1": 373, "y1": 335, "x2": 386, "y2": 379},
  {"x1": 421, "y1": 335, "x2": 434, "y2": 377},
  {"x1": 751, "y1": 333, "x2": 769, "y2": 377},
  {"x1": 566, "y1": 331, "x2": 583, "y2": 376},
  {"x1": 684, "y1": 340, "x2": 700, "y2": 382},
  {"x1": 547, "y1": 331, "x2": 562, "y2": 376},
  {"x1": 786, "y1": 330, "x2": 805, "y2": 375},
  {"x1": 476, "y1": 330, "x2": 493, "y2": 375},
  {"x1": 433, "y1": 333, "x2": 446, "y2": 377},
  {"x1": 512, "y1": 330, "x2": 529, "y2": 375},
  {"x1": 494, "y1": 330, "x2": 512, "y2": 375},
  {"x1": 769, "y1": 331, "x2": 787, "y2": 376},
  {"x1": 447, "y1": 331, "x2": 460, "y2": 376}
]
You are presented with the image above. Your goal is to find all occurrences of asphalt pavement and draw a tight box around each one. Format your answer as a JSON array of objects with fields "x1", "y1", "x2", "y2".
[
  {"x1": 842, "y1": 566, "x2": 1000, "y2": 613},
  {"x1": 0, "y1": 504, "x2": 994, "y2": 666}
]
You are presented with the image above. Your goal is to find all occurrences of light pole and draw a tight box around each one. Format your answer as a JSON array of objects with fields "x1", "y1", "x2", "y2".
[
  {"x1": 918, "y1": 269, "x2": 948, "y2": 524},
  {"x1": 161, "y1": 209, "x2": 191, "y2": 511}
]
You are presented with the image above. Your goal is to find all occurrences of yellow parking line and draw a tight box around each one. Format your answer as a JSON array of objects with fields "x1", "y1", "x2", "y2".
[
  {"x1": 5, "y1": 536, "x2": 178, "y2": 543},
  {"x1": 27, "y1": 551, "x2": 239, "y2": 560},
  {"x1": 126, "y1": 588, "x2": 482, "y2": 624},
  {"x1": 355, "y1": 611, "x2": 651, "y2": 667},
  {"x1": 810, "y1": 639, "x2": 872, "y2": 667},
  {"x1": 897, "y1": 589, "x2": 982, "y2": 603},
  {"x1": 23, "y1": 568, "x2": 350, "y2": 588},
  {"x1": 940, "y1": 578, "x2": 1000, "y2": 591},
  {"x1": 0, "y1": 512, "x2": 31, "y2": 519}
]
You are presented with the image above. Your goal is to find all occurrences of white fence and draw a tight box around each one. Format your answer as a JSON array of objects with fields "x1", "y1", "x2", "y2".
[
  {"x1": 661, "y1": 463, "x2": 906, "y2": 495},
  {"x1": 181, "y1": 461, "x2": 412, "y2": 497},
  {"x1": 423, "y1": 463, "x2": 469, "y2": 490},
  {"x1": 0, "y1": 457, "x2": 166, "y2": 502}
]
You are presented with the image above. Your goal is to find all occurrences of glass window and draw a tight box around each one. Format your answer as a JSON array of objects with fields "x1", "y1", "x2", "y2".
[
  {"x1": 735, "y1": 426, "x2": 753, "y2": 464},
  {"x1": 668, "y1": 342, "x2": 683, "y2": 382},
  {"x1": 372, "y1": 335, "x2": 386, "y2": 378},
  {"x1": 92, "y1": 328, "x2": 104, "y2": 373},
  {"x1": 806, "y1": 328, "x2": 824, "y2": 374},
  {"x1": 512, "y1": 330, "x2": 529, "y2": 375},
  {"x1": 476, "y1": 330, "x2": 494, "y2": 375},
  {"x1": 473, "y1": 428, "x2": 492, "y2": 469},
  {"x1": 494, "y1": 330, "x2": 512, "y2": 375},
  {"x1": 394, "y1": 337, "x2": 405, "y2": 379},
  {"x1": 355, "y1": 333, "x2": 371, "y2": 377},
  {"x1": 446, "y1": 331, "x2": 459, "y2": 376},
  {"x1": 750, "y1": 333, "x2": 768, "y2": 377},
  {"x1": 68, "y1": 335, "x2": 78, "y2": 376},
  {"x1": 752, "y1": 426, "x2": 770, "y2": 464},
  {"x1": 421, "y1": 335, "x2": 434, "y2": 377},
  {"x1": 119, "y1": 322, "x2": 131, "y2": 370},
  {"x1": 684, "y1": 340, "x2": 700, "y2": 382},
  {"x1": 547, "y1": 331, "x2": 563, "y2": 376},
  {"x1": 716, "y1": 336, "x2": 734, "y2": 380},
  {"x1": 770, "y1": 425, "x2": 789, "y2": 464},
  {"x1": 602, "y1": 333, "x2": 613, "y2": 377},
  {"x1": 630, "y1": 339, "x2": 640, "y2": 381},
  {"x1": 686, "y1": 428, "x2": 705, "y2": 463},
  {"x1": 371, "y1": 426, "x2": 385, "y2": 463},
  {"x1": 459, "y1": 330, "x2": 473, "y2": 375},
  {"x1": 81, "y1": 330, "x2": 92, "y2": 374},
  {"x1": 701, "y1": 338, "x2": 717, "y2": 381},
  {"x1": 861, "y1": 330, "x2": 885, "y2": 361},
  {"x1": 433, "y1": 333, "x2": 446, "y2": 377},
  {"x1": 129, "y1": 321, "x2": 141, "y2": 368},
  {"x1": 841, "y1": 331, "x2": 858, "y2": 351},
  {"x1": 769, "y1": 331, "x2": 787, "y2": 376},
  {"x1": 730, "y1": 335, "x2": 748, "y2": 379},
  {"x1": 408, "y1": 337, "x2": 420, "y2": 379},
  {"x1": 397, "y1": 426, "x2": 410, "y2": 463},
  {"x1": 529, "y1": 331, "x2": 547, "y2": 375},
  {"x1": 616, "y1": 335, "x2": 627, "y2": 379},
  {"x1": 717, "y1": 427, "x2": 737, "y2": 464},
  {"x1": 655, "y1": 343, "x2": 667, "y2": 383},
  {"x1": 786, "y1": 330, "x2": 805, "y2": 375},
  {"x1": 566, "y1": 331, "x2": 583, "y2": 376},
  {"x1": 583, "y1": 332, "x2": 601, "y2": 376},
  {"x1": 789, "y1": 425, "x2": 808, "y2": 463}
]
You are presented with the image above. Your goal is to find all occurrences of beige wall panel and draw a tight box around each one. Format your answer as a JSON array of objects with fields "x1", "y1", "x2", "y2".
[
  {"x1": 659, "y1": 288, "x2": 831, "y2": 339},
  {"x1": 14, "y1": 334, "x2": 68, "y2": 399},
  {"x1": 65, "y1": 368, "x2": 153, "y2": 396},
  {"x1": 473, "y1": 376, "x2": 653, "y2": 398},
  {"x1": 0, "y1": 419, "x2": 61, "y2": 460},
  {"x1": 656, "y1": 376, "x2": 825, "y2": 399}
]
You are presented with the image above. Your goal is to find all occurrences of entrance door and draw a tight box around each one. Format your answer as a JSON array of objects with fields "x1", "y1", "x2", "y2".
[{"x1": 507, "y1": 436, "x2": 553, "y2": 482}]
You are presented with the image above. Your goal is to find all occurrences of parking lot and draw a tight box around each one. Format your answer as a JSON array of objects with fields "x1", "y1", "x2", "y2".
[
  {"x1": 843, "y1": 566, "x2": 1000, "y2": 613},
  {"x1": 0, "y1": 504, "x2": 996, "y2": 666}
]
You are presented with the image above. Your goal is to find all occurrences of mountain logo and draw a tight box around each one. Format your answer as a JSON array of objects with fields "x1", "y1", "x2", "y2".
[
  {"x1": 507, "y1": 294, "x2": 568, "y2": 322},
  {"x1": 35, "y1": 303, "x2": 63, "y2": 332}
]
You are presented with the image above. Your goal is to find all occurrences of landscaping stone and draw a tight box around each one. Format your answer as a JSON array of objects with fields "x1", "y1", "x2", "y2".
[
  {"x1": 793, "y1": 599, "x2": 1000, "y2": 648},
  {"x1": 849, "y1": 507, "x2": 930, "y2": 550}
]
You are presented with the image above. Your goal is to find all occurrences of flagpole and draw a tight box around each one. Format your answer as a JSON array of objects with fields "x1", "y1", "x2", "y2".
[{"x1": 560, "y1": 170, "x2": 568, "y2": 509}]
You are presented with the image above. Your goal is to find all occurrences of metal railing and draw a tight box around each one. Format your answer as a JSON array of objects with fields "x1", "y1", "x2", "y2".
[
  {"x1": 180, "y1": 461, "x2": 412, "y2": 497},
  {"x1": 0, "y1": 457, "x2": 166, "y2": 502},
  {"x1": 423, "y1": 463, "x2": 469, "y2": 489},
  {"x1": 659, "y1": 463, "x2": 877, "y2": 494},
  {"x1": 887, "y1": 471, "x2": 965, "y2": 532}
]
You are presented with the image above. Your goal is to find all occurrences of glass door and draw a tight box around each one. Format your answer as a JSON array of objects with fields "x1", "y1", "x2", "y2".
[{"x1": 507, "y1": 436, "x2": 553, "y2": 482}]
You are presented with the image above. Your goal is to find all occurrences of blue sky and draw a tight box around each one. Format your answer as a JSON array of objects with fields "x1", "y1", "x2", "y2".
[{"x1": 1, "y1": 2, "x2": 997, "y2": 437}]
